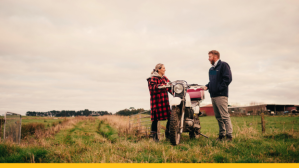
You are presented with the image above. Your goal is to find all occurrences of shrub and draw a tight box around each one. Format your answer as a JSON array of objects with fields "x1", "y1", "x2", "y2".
[
  {"x1": 213, "y1": 154, "x2": 229, "y2": 163},
  {"x1": 0, "y1": 118, "x2": 4, "y2": 136},
  {"x1": 21, "y1": 123, "x2": 45, "y2": 139},
  {"x1": 52, "y1": 122, "x2": 57, "y2": 127},
  {"x1": 0, "y1": 144, "x2": 48, "y2": 163},
  {"x1": 0, "y1": 118, "x2": 4, "y2": 126}
]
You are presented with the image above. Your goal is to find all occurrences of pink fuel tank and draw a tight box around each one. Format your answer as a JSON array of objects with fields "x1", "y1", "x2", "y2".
[{"x1": 187, "y1": 88, "x2": 204, "y2": 100}]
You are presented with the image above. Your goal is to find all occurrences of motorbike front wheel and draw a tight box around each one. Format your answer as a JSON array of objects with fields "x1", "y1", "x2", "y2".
[{"x1": 169, "y1": 106, "x2": 181, "y2": 146}]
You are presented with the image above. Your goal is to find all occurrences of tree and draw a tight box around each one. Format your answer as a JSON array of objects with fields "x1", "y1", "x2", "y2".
[{"x1": 115, "y1": 108, "x2": 148, "y2": 116}]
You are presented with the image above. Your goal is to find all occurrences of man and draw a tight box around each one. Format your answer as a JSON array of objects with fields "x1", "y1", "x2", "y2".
[{"x1": 203, "y1": 50, "x2": 233, "y2": 141}]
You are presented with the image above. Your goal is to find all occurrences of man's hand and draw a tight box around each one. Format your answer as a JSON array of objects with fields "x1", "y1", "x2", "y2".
[{"x1": 203, "y1": 86, "x2": 208, "y2": 91}]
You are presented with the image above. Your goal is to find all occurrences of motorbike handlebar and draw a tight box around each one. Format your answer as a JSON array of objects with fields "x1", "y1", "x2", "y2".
[
  {"x1": 158, "y1": 83, "x2": 206, "y2": 90},
  {"x1": 187, "y1": 84, "x2": 206, "y2": 89}
]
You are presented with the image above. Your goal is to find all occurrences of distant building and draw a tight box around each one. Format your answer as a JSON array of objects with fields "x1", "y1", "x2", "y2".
[
  {"x1": 200, "y1": 104, "x2": 299, "y2": 116},
  {"x1": 200, "y1": 104, "x2": 214, "y2": 116},
  {"x1": 229, "y1": 104, "x2": 267, "y2": 115},
  {"x1": 229, "y1": 104, "x2": 299, "y2": 115}
]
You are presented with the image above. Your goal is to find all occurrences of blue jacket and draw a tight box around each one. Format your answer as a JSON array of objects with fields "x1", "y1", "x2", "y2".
[{"x1": 205, "y1": 60, "x2": 232, "y2": 98}]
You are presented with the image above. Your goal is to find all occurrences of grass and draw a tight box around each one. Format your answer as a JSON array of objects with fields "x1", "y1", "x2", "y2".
[
  {"x1": 21, "y1": 123, "x2": 45, "y2": 139},
  {"x1": 97, "y1": 120, "x2": 119, "y2": 143},
  {"x1": 0, "y1": 143, "x2": 48, "y2": 163},
  {"x1": 0, "y1": 115, "x2": 298, "y2": 163},
  {"x1": 21, "y1": 117, "x2": 64, "y2": 128}
]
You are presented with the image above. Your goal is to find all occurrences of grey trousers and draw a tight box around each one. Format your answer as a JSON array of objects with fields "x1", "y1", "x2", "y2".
[{"x1": 212, "y1": 96, "x2": 233, "y2": 137}]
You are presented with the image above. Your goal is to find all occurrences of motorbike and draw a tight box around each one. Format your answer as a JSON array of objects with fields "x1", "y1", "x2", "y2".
[{"x1": 158, "y1": 80, "x2": 208, "y2": 145}]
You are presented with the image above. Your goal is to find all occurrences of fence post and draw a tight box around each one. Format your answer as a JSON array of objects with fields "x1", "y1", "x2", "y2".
[
  {"x1": 157, "y1": 121, "x2": 161, "y2": 139},
  {"x1": 0, "y1": 118, "x2": 2, "y2": 141},
  {"x1": 3, "y1": 113, "x2": 6, "y2": 142},
  {"x1": 146, "y1": 125, "x2": 148, "y2": 137},
  {"x1": 138, "y1": 113, "x2": 141, "y2": 135},
  {"x1": 261, "y1": 113, "x2": 265, "y2": 133},
  {"x1": 129, "y1": 116, "x2": 131, "y2": 133},
  {"x1": 19, "y1": 115, "x2": 22, "y2": 144}
]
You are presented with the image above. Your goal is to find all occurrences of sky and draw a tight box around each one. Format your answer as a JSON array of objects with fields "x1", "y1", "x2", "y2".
[{"x1": 0, "y1": 0, "x2": 299, "y2": 115}]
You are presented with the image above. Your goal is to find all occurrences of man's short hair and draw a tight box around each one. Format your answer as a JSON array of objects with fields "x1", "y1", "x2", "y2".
[{"x1": 208, "y1": 50, "x2": 220, "y2": 58}]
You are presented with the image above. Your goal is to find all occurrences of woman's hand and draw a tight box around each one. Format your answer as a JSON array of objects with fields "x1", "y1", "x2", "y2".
[{"x1": 159, "y1": 84, "x2": 165, "y2": 88}]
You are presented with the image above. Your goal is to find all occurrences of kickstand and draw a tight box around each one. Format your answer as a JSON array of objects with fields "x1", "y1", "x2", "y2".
[{"x1": 199, "y1": 133, "x2": 209, "y2": 139}]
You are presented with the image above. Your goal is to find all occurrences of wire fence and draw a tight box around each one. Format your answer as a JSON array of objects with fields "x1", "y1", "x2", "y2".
[
  {"x1": 227, "y1": 113, "x2": 299, "y2": 134},
  {"x1": 129, "y1": 111, "x2": 164, "y2": 139},
  {"x1": 0, "y1": 117, "x2": 4, "y2": 142},
  {"x1": 3, "y1": 112, "x2": 22, "y2": 144}
]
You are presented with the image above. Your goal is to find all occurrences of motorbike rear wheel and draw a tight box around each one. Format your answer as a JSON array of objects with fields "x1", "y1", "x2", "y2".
[{"x1": 169, "y1": 106, "x2": 181, "y2": 146}]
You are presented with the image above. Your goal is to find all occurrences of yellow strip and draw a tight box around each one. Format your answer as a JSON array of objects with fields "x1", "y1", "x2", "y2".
[{"x1": 3, "y1": 163, "x2": 299, "y2": 168}]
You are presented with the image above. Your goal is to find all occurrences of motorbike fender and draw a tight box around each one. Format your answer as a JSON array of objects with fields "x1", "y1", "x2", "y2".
[
  {"x1": 193, "y1": 106, "x2": 200, "y2": 114},
  {"x1": 185, "y1": 93, "x2": 192, "y2": 107},
  {"x1": 170, "y1": 97, "x2": 181, "y2": 106}
]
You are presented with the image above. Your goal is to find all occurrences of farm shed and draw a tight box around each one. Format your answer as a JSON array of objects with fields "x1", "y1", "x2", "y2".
[
  {"x1": 199, "y1": 104, "x2": 298, "y2": 116},
  {"x1": 228, "y1": 105, "x2": 267, "y2": 115},
  {"x1": 266, "y1": 104, "x2": 298, "y2": 115},
  {"x1": 200, "y1": 104, "x2": 214, "y2": 116},
  {"x1": 228, "y1": 104, "x2": 299, "y2": 115}
]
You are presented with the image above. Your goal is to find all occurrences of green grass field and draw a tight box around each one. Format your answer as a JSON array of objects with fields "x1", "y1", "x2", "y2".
[
  {"x1": 158, "y1": 115, "x2": 299, "y2": 135},
  {"x1": 0, "y1": 116, "x2": 64, "y2": 126},
  {"x1": 0, "y1": 115, "x2": 298, "y2": 163},
  {"x1": 21, "y1": 116, "x2": 64, "y2": 128}
]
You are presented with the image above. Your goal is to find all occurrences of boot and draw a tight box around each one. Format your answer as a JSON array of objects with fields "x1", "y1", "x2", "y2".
[
  {"x1": 226, "y1": 135, "x2": 233, "y2": 141},
  {"x1": 165, "y1": 130, "x2": 170, "y2": 139},
  {"x1": 216, "y1": 135, "x2": 225, "y2": 141}
]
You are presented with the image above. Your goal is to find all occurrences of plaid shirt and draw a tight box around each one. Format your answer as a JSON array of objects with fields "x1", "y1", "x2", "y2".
[{"x1": 147, "y1": 75, "x2": 172, "y2": 121}]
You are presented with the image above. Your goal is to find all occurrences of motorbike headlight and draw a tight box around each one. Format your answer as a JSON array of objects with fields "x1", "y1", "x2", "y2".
[{"x1": 174, "y1": 84, "x2": 183, "y2": 94}]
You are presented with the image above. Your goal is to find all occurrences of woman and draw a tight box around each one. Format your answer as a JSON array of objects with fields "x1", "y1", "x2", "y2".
[{"x1": 147, "y1": 63, "x2": 172, "y2": 142}]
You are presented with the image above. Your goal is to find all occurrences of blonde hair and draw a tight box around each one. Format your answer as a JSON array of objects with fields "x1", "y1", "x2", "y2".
[{"x1": 151, "y1": 63, "x2": 164, "y2": 74}]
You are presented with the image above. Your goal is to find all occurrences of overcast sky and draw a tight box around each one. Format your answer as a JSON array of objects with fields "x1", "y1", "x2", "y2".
[{"x1": 0, "y1": 0, "x2": 298, "y2": 115}]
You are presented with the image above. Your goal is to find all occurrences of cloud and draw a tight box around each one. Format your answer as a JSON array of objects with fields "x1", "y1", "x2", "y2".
[{"x1": 0, "y1": 0, "x2": 298, "y2": 115}]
